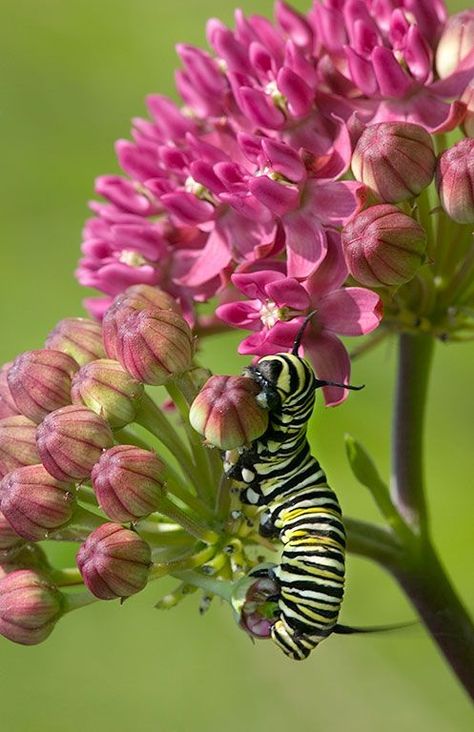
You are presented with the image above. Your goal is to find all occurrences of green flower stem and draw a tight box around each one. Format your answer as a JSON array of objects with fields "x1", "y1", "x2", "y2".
[
  {"x1": 392, "y1": 539, "x2": 474, "y2": 700},
  {"x1": 344, "y1": 517, "x2": 403, "y2": 568},
  {"x1": 62, "y1": 590, "x2": 98, "y2": 613},
  {"x1": 166, "y1": 379, "x2": 215, "y2": 503},
  {"x1": 390, "y1": 332, "x2": 474, "y2": 698},
  {"x1": 50, "y1": 506, "x2": 104, "y2": 542},
  {"x1": 155, "y1": 496, "x2": 219, "y2": 544},
  {"x1": 391, "y1": 333, "x2": 433, "y2": 531},
  {"x1": 135, "y1": 394, "x2": 198, "y2": 492},
  {"x1": 173, "y1": 570, "x2": 233, "y2": 603},
  {"x1": 162, "y1": 464, "x2": 215, "y2": 521},
  {"x1": 416, "y1": 184, "x2": 435, "y2": 258},
  {"x1": 76, "y1": 484, "x2": 98, "y2": 509},
  {"x1": 215, "y1": 473, "x2": 232, "y2": 521},
  {"x1": 149, "y1": 544, "x2": 216, "y2": 579},
  {"x1": 50, "y1": 568, "x2": 84, "y2": 587}
]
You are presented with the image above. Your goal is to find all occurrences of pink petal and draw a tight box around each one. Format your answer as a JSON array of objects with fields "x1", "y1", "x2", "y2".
[
  {"x1": 284, "y1": 213, "x2": 328, "y2": 279},
  {"x1": 305, "y1": 229, "x2": 348, "y2": 298},
  {"x1": 305, "y1": 180, "x2": 364, "y2": 227},
  {"x1": 304, "y1": 332, "x2": 351, "y2": 407},
  {"x1": 316, "y1": 288, "x2": 383, "y2": 336},
  {"x1": 238, "y1": 320, "x2": 302, "y2": 356},
  {"x1": 232, "y1": 270, "x2": 284, "y2": 300},
  {"x1": 177, "y1": 229, "x2": 232, "y2": 287},
  {"x1": 265, "y1": 278, "x2": 310, "y2": 310},
  {"x1": 161, "y1": 192, "x2": 215, "y2": 226},
  {"x1": 371, "y1": 46, "x2": 413, "y2": 98},
  {"x1": 261, "y1": 138, "x2": 306, "y2": 182},
  {"x1": 216, "y1": 300, "x2": 262, "y2": 329},
  {"x1": 249, "y1": 176, "x2": 300, "y2": 215}
]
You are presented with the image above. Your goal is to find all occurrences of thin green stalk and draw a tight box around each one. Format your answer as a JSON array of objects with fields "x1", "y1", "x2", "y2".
[
  {"x1": 390, "y1": 332, "x2": 474, "y2": 699},
  {"x1": 344, "y1": 517, "x2": 403, "y2": 568},
  {"x1": 50, "y1": 568, "x2": 84, "y2": 587},
  {"x1": 162, "y1": 464, "x2": 215, "y2": 520},
  {"x1": 135, "y1": 394, "x2": 200, "y2": 494},
  {"x1": 62, "y1": 590, "x2": 98, "y2": 613},
  {"x1": 166, "y1": 380, "x2": 214, "y2": 502},
  {"x1": 173, "y1": 570, "x2": 233, "y2": 602},
  {"x1": 155, "y1": 496, "x2": 218, "y2": 544},
  {"x1": 390, "y1": 334, "x2": 433, "y2": 532},
  {"x1": 150, "y1": 544, "x2": 216, "y2": 579}
]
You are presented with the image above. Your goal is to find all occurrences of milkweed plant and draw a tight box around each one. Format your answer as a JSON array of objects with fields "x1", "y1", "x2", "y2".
[{"x1": 1, "y1": 0, "x2": 473, "y2": 697}]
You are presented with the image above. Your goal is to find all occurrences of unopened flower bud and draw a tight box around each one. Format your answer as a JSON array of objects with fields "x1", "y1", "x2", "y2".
[
  {"x1": 436, "y1": 139, "x2": 474, "y2": 224},
  {"x1": 190, "y1": 375, "x2": 269, "y2": 449},
  {"x1": 7, "y1": 349, "x2": 79, "y2": 424},
  {"x1": 0, "y1": 510, "x2": 24, "y2": 551},
  {"x1": 91, "y1": 445, "x2": 166, "y2": 522},
  {"x1": 0, "y1": 363, "x2": 20, "y2": 419},
  {"x1": 352, "y1": 122, "x2": 436, "y2": 203},
  {"x1": 36, "y1": 405, "x2": 114, "y2": 482},
  {"x1": 231, "y1": 567, "x2": 280, "y2": 639},
  {"x1": 76, "y1": 523, "x2": 151, "y2": 600},
  {"x1": 0, "y1": 464, "x2": 76, "y2": 541},
  {"x1": 0, "y1": 415, "x2": 40, "y2": 478},
  {"x1": 113, "y1": 308, "x2": 194, "y2": 386},
  {"x1": 102, "y1": 286, "x2": 181, "y2": 360},
  {"x1": 45, "y1": 317, "x2": 106, "y2": 366},
  {"x1": 71, "y1": 359, "x2": 144, "y2": 429},
  {"x1": 0, "y1": 569, "x2": 64, "y2": 645},
  {"x1": 436, "y1": 10, "x2": 474, "y2": 79},
  {"x1": 341, "y1": 204, "x2": 426, "y2": 287}
]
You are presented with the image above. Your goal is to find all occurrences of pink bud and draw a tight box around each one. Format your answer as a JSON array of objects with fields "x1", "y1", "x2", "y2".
[
  {"x1": 231, "y1": 570, "x2": 280, "y2": 639},
  {"x1": 0, "y1": 363, "x2": 20, "y2": 419},
  {"x1": 0, "y1": 510, "x2": 24, "y2": 551},
  {"x1": 0, "y1": 570, "x2": 64, "y2": 645},
  {"x1": 114, "y1": 308, "x2": 194, "y2": 386},
  {"x1": 436, "y1": 10, "x2": 474, "y2": 79},
  {"x1": 0, "y1": 415, "x2": 40, "y2": 478},
  {"x1": 71, "y1": 359, "x2": 144, "y2": 429},
  {"x1": 0, "y1": 464, "x2": 76, "y2": 541},
  {"x1": 76, "y1": 523, "x2": 151, "y2": 600},
  {"x1": 102, "y1": 285, "x2": 181, "y2": 360},
  {"x1": 436, "y1": 139, "x2": 474, "y2": 224},
  {"x1": 342, "y1": 204, "x2": 426, "y2": 287},
  {"x1": 7, "y1": 349, "x2": 79, "y2": 424},
  {"x1": 189, "y1": 375, "x2": 269, "y2": 449},
  {"x1": 36, "y1": 405, "x2": 114, "y2": 482},
  {"x1": 45, "y1": 317, "x2": 106, "y2": 366},
  {"x1": 352, "y1": 122, "x2": 436, "y2": 203},
  {"x1": 91, "y1": 445, "x2": 166, "y2": 522}
]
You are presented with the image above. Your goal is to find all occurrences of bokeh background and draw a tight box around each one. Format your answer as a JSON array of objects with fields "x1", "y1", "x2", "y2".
[{"x1": 1, "y1": 1, "x2": 473, "y2": 730}]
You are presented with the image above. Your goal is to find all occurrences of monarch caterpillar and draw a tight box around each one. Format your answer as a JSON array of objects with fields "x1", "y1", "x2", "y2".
[{"x1": 224, "y1": 315, "x2": 363, "y2": 660}]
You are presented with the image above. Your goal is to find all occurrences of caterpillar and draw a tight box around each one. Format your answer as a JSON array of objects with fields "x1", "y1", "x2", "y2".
[{"x1": 224, "y1": 317, "x2": 362, "y2": 660}]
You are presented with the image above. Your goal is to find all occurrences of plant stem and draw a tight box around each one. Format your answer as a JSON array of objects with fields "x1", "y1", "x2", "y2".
[
  {"x1": 344, "y1": 517, "x2": 402, "y2": 568},
  {"x1": 390, "y1": 332, "x2": 474, "y2": 698},
  {"x1": 392, "y1": 539, "x2": 474, "y2": 700},
  {"x1": 391, "y1": 333, "x2": 433, "y2": 531}
]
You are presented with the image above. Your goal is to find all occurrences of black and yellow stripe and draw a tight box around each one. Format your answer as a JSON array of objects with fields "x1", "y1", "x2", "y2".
[{"x1": 225, "y1": 352, "x2": 346, "y2": 660}]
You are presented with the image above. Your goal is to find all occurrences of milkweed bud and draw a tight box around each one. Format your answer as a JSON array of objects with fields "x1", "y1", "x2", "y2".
[
  {"x1": 189, "y1": 375, "x2": 269, "y2": 449},
  {"x1": 0, "y1": 363, "x2": 20, "y2": 419},
  {"x1": 231, "y1": 568, "x2": 280, "y2": 639},
  {"x1": 0, "y1": 415, "x2": 40, "y2": 478},
  {"x1": 341, "y1": 204, "x2": 426, "y2": 287},
  {"x1": 45, "y1": 317, "x2": 106, "y2": 366},
  {"x1": 36, "y1": 405, "x2": 114, "y2": 482},
  {"x1": 0, "y1": 510, "x2": 24, "y2": 551},
  {"x1": 7, "y1": 350, "x2": 79, "y2": 424},
  {"x1": 113, "y1": 308, "x2": 194, "y2": 386},
  {"x1": 436, "y1": 139, "x2": 474, "y2": 224},
  {"x1": 102, "y1": 286, "x2": 181, "y2": 360},
  {"x1": 91, "y1": 445, "x2": 166, "y2": 522},
  {"x1": 71, "y1": 359, "x2": 144, "y2": 429},
  {"x1": 0, "y1": 464, "x2": 76, "y2": 541},
  {"x1": 0, "y1": 569, "x2": 64, "y2": 645},
  {"x1": 435, "y1": 9, "x2": 474, "y2": 79},
  {"x1": 76, "y1": 523, "x2": 151, "y2": 600},
  {"x1": 351, "y1": 123, "x2": 436, "y2": 203}
]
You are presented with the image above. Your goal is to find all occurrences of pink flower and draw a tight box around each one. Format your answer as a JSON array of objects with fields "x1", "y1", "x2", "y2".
[
  {"x1": 217, "y1": 235, "x2": 383, "y2": 405},
  {"x1": 310, "y1": 0, "x2": 472, "y2": 133}
]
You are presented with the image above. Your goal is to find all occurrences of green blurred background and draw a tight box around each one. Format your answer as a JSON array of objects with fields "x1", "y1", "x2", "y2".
[{"x1": 0, "y1": 1, "x2": 473, "y2": 730}]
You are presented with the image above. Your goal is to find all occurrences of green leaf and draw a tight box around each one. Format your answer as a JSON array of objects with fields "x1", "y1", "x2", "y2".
[{"x1": 344, "y1": 434, "x2": 396, "y2": 524}]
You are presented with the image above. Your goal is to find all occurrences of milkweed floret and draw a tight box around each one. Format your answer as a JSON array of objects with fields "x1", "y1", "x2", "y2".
[
  {"x1": 0, "y1": 570, "x2": 64, "y2": 645},
  {"x1": 0, "y1": 415, "x2": 40, "y2": 479},
  {"x1": 45, "y1": 317, "x2": 106, "y2": 366}
]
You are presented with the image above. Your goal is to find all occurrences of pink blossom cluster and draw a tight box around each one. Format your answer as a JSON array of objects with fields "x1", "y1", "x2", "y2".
[{"x1": 76, "y1": 1, "x2": 474, "y2": 404}]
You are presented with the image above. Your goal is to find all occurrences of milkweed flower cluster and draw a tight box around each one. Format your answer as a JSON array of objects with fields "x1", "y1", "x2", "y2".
[
  {"x1": 76, "y1": 0, "x2": 474, "y2": 405},
  {"x1": 0, "y1": 290, "x2": 281, "y2": 645}
]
